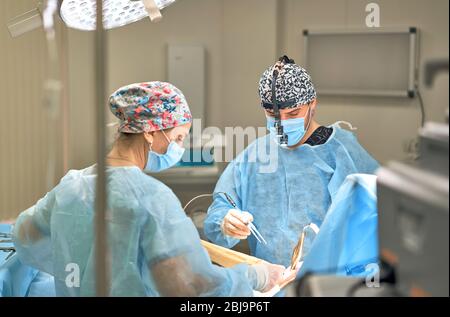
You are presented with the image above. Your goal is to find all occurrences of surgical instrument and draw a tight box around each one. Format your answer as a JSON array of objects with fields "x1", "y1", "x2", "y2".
[
  {"x1": 290, "y1": 223, "x2": 319, "y2": 270},
  {"x1": 183, "y1": 192, "x2": 268, "y2": 245}
]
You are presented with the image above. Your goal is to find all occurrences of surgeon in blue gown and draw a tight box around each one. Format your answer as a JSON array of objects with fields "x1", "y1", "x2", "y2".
[
  {"x1": 11, "y1": 82, "x2": 286, "y2": 297},
  {"x1": 204, "y1": 56, "x2": 380, "y2": 271}
]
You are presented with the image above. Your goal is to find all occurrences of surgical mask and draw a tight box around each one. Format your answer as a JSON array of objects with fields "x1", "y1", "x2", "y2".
[
  {"x1": 266, "y1": 117, "x2": 305, "y2": 147},
  {"x1": 146, "y1": 131, "x2": 185, "y2": 172}
]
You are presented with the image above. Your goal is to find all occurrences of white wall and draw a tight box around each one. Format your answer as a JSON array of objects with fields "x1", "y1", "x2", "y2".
[
  {"x1": 106, "y1": 0, "x2": 224, "y2": 126},
  {"x1": 67, "y1": 29, "x2": 96, "y2": 170},
  {"x1": 67, "y1": 0, "x2": 280, "y2": 168},
  {"x1": 105, "y1": 0, "x2": 279, "y2": 128},
  {"x1": 0, "y1": 0, "x2": 66, "y2": 220},
  {"x1": 281, "y1": 0, "x2": 449, "y2": 163},
  {"x1": 220, "y1": 0, "x2": 278, "y2": 128}
]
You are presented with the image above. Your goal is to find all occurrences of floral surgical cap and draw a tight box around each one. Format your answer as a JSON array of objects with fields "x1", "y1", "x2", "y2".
[
  {"x1": 258, "y1": 62, "x2": 317, "y2": 110},
  {"x1": 109, "y1": 81, "x2": 193, "y2": 133}
]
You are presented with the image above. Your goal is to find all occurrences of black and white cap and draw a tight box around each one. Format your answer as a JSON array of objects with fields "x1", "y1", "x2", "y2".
[{"x1": 258, "y1": 60, "x2": 317, "y2": 110}]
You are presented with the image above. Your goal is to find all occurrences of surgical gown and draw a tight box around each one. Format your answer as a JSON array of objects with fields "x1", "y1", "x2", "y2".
[
  {"x1": 204, "y1": 124, "x2": 380, "y2": 268},
  {"x1": 299, "y1": 173, "x2": 378, "y2": 277},
  {"x1": 12, "y1": 165, "x2": 258, "y2": 296}
]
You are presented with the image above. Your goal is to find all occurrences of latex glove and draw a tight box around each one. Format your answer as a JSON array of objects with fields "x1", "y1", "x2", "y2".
[
  {"x1": 221, "y1": 209, "x2": 253, "y2": 239},
  {"x1": 250, "y1": 261, "x2": 286, "y2": 293},
  {"x1": 252, "y1": 264, "x2": 302, "y2": 297},
  {"x1": 279, "y1": 264, "x2": 302, "y2": 289}
]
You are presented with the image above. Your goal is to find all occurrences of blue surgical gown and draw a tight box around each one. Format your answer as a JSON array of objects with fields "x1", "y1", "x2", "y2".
[
  {"x1": 204, "y1": 125, "x2": 380, "y2": 268},
  {"x1": 12, "y1": 165, "x2": 257, "y2": 296},
  {"x1": 299, "y1": 173, "x2": 379, "y2": 277}
]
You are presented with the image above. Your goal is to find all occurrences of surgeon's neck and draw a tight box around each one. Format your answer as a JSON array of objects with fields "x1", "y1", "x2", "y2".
[
  {"x1": 289, "y1": 120, "x2": 320, "y2": 149},
  {"x1": 107, "y1": 135, "x2": 149, "y2": 170}
]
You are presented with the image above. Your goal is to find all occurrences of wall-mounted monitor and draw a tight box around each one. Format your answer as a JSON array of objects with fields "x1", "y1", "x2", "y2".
[{"x1": 303, "y1": 27, "x2": 419, "y2": 98}]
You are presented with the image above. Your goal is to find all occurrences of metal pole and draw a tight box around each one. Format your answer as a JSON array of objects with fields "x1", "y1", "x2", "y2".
[{"x1": 94, "y1": 0, "x2": 109, "y2": 297}]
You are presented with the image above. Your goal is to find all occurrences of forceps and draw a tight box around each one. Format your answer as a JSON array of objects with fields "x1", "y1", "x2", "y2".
[{"x1": 220, "y1": 192, "x2": 267, "y2": 245}]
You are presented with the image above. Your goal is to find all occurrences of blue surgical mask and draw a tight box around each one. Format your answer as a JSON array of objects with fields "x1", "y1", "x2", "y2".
[
  {"x1": 266, "y1": 116, "x2": 307, "y2": 147},
  {"x1": 146, "y1": 132, "x2": 185, "y2": 172}
]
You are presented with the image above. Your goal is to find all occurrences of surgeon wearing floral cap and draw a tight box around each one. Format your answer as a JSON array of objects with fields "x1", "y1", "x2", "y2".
[{"x1": 12, "y1": 81, "x2": 286, "y2": 296}]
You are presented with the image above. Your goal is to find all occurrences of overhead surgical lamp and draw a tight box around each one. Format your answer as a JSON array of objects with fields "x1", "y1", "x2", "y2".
[
  {"x1": 60, "y1": 0, "x2": 176, "y2": 30},
  {"x1": 7, "y1": 0, "x2": 174, "y2": 38}
]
